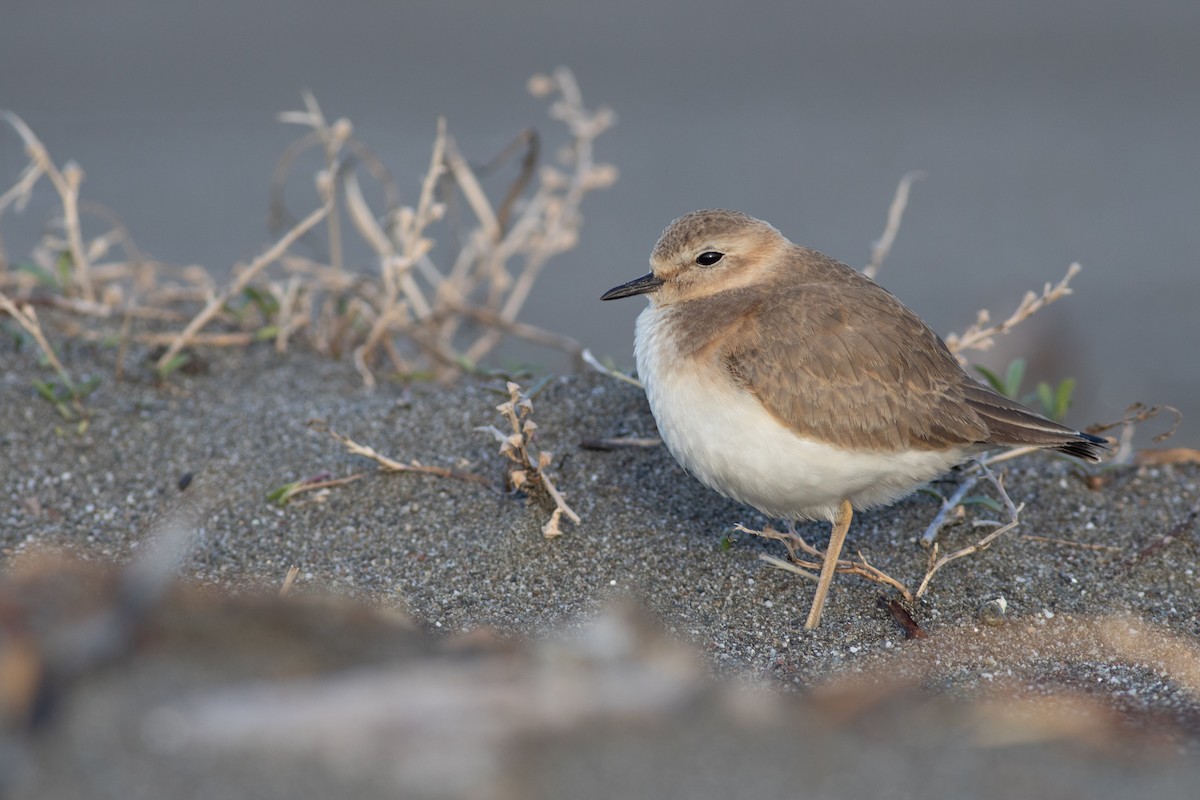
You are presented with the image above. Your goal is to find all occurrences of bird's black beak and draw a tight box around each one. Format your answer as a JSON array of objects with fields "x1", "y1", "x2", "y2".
[{"x1": 600, "y1": 272, "x2": 664, "y2": 301}]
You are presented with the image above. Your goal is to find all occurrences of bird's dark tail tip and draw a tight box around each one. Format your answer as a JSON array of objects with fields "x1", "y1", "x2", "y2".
[{"x1": 1053, "y1": 431, "x2": 1109, "y2": 463}]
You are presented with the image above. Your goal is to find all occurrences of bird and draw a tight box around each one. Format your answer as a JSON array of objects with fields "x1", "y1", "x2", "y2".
[{"x1": 601, "y1": 209, "x2": 1107, "y2": 630}]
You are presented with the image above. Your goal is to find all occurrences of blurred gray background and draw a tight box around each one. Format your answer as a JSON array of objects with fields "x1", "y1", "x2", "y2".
[{"x1": 2, "y1": 0, "x2": 1197, "y2": 444}]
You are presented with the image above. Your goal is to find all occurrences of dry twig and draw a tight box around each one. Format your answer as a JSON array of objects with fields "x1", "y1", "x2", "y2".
[
  {"x1": 915, "y1": 462, "x2": 1023, "y2": 598},
  {"x1": 1087, "y1": 402, "x2": 1183, "y2": 465},
  {"x1": 155, "y1": 196, "x2": 334, "y2": 372},
  {"x1": 743, "y1": 523, "x2": 914, "y2": 603},
  {"x1": 0, "y1": 111, "x2": 94, "y2": 300},
  {"x1": 1021, "y1": 535, "x2": 1122, "y2": 553},
  {"x1": 2, "y1": 71, "x2": 614, "y2": 386},
  {"x1": 748, "y1": 461, "x2": 1027, "y2": 606},
  {"x1": 864, "y1": 170, "x2": 925, "y2": 280},
  {"x1": 312, "y1": 421, "x2": 491, "y2": 487},
  {"x1": 477, "y1": 381, "x2": 580, "y2": 538},
  {"x1": 280, "y1": 565, "x2": 300, "y2": 597},
  {"x1": 944, "y1": 262, "x2": 1081, "y2": 360},
  {"x1": 578, "y1": 436, "x2": 661, "y2": 451},
  {"x1": 581, "y1": 348, "x2": 643, "y2": 388},
  {"x1": 0, "y1": 289, "x2": 71, "y2": 380}
]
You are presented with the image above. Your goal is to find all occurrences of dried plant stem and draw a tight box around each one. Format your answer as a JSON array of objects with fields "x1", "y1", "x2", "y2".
[
  {"x1": 945, "y1": 262, "x2": 1081, "y2": 359},
  {"x1": 478, "y1": 381, "x2": 580, "y2": 537},
  {"x1": 460, "y1": 67, "x2": 615, "y2": 367},
  {"x1": 443, "y1": 139, "x2": 500, "y2": 242},
  {"x1": 18, "y1": 294, "x2": 184, "y2": 321},
  {"x1": 915, "y1": 463, "x2": 1023, "y2": 598},
  {"x1": 279, "y1": 565, "x2": 300, "y2": 596},
  {"x1": 316, "y1": 422, "x2": 491, "y2": 486},
  {"x1": 0, "y1": 111, "x2": 94, "y2": 300},
  {"x1": 1021, "y1": 535, "x2": 1122, "y2": 553},
  {"x1": 61, "y1": 324, "x2": 254, "y2": 348},
  {"x1": 977, "y1": 445, "x2": 1041, "y2": 466},
  {"x1": 0, "y1": 290, "x2": 71, "y2": 381},
  {"x1": 352, "y1": 118, "x2": 447, "y2": 385},
  {"x1": 921, "y1": 472, "x2": 979, "y2": 545},
  {"x1": 5, "y1": 74, "x2": 615, "y2": 384},
  {"x1": 743, "y1": 523, "x2": 915, "y2": 603},
  {"x1": 581, "y1": 349, "x2": 644, "y2": 389},
  {"x1": 453, "y1": 304, "x2": 583, "y2": 361},
  {"x1": 748, "y1": 459, "x2": 1026, "y2": 604},
  {"x1": 273, "y1": 277, "x2": 305, "y2": 352},
  {"x1": 156, "y1": 197, "x2": 333, "y2": 371},
  {"x1": 758, "y1": 553, "x2": 818, "y2": 581},
  {"x1": 864, "y1": 170, "x2": 924, "y2": 280}
]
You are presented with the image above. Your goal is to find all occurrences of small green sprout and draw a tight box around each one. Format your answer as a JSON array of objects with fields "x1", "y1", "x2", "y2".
[
  {"x1": 976, "y1": 358, "x2": 1076, "y2": 421},
  {"x1": 155, "y1": 352, "x2": 192, "y2": 380}
]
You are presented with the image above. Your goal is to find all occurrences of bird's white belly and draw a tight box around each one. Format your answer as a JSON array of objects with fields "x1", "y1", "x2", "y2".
[{"x1": 635, "y1": 306, "x2": 965, "y2": 523}]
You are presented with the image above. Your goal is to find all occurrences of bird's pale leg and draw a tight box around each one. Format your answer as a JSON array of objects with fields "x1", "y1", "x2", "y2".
[{"x1": 804, "y1": 498, "x2": 853, "y2": 630}]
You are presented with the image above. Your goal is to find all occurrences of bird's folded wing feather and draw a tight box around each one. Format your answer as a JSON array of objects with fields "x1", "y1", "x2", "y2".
[{"x1": 720, "y1": 279, "x2": 991, "y2": 452}]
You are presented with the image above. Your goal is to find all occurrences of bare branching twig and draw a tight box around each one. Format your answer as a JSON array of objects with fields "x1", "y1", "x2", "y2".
[
  {"x1": 1, "y1": 111, "x2": 94, "y2": 300},
  {"x1": 944, "y1": 262, "x2": 1081, "y2": 360},
  {"x1": 743, "y1": 523, "x2": 915, "y2": 603},
  {"x1": 312, "y1": 421, "x2": 491, "y2": 487},
  {"x1": 915, "y1": 463, "x2": 1023, "y2": 598},
  {"x1": 0, "y1": 290, "x2": 71, "y2": 380},
  {"x1": 582, "y1": 348, "x2": 643, "y2": 388},
  {"x1": 155, "y1": 195, "x2": 334, "y2": 372},
  {"x1": 864, "y1": 170, "x2": 925, "y2": 280},
  {"x1": 749, "y1": 461, "x2": 1026, "y2": 606},
  {"x1": 478, "y1": 381, "x2": 580, "y2": 538},
  {"x1": 2, "y1": 71, "x2": 614, "y2": 386}
]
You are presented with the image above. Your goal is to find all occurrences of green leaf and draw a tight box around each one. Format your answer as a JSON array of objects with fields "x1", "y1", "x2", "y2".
[
  {"x1": 917, "y1": 486, "x2": 945, "y2": 501},
  {"x1": 267, "y1": 482, "x2": 298, "y2": 505},
  {"x1": 1037, "y1": 382, "x2": 1055, "y2": 418},
  {"x1": 1004, "y1": 358, "x2": 1026, "y2": 397},
  {"x1": 959, "y1": 495, "x2": 1003, "y2": 512},
  {"x1": 77, "y1": 375, "x2": 102, "y2": 399},
  {"x1": 242, "y1": 286, "x2": 280, "y2": 317},
  {"x1": 974, "y1": 364, "x2": 1005, "y2": 394},
  {"x1": 55, "y1": 251, "x2": 73, "y2": 287},
  {"x1": 33, "y1": 379, "x2": 61, "y2": 403},
  {"x1": 156, "y1": 352, "x2": 192, "y2": 379},
  {"x1": 1055, "y1": 378, "x2": 1076, "y2": 420},
  {"x1": 526, "y1": 373, "x2": 556, "y2": 400},
  {"x1": 16, "y1": 262, "x2": 62, "y2": 289}
]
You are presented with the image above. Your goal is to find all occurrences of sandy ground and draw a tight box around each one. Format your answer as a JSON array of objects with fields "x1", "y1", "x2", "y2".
[{"x1": 2, "y1": 339, "x2": 1199, "y2": 798}]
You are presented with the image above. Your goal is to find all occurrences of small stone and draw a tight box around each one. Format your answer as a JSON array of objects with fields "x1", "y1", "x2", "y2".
[{"x1": 977, "y1": 596, "x2": 1008, "y2": 626}]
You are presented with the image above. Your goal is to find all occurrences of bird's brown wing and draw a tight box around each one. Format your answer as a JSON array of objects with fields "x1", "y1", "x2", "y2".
[{"x1": 719, "y1": 271, "x2": 992, "y2": 453}]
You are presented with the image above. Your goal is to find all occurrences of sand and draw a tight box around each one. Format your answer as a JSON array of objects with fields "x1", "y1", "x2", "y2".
[{"x1": 2, "y1": 340, "x2": 1198, "y2": 798}]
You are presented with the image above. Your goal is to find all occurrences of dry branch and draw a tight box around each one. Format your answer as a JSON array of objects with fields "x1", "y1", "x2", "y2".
[
  {"x1": 155, "y1": 196, "x2": 333, "y2": 371},
  {"x1": 914, "y1": 463, "x2": 1023, "y2": 598},
  {"x1": 478, "y1": 381, "x2": 580, "y2": 538},
  {"x1": 0, "y1": 111, "x2": 94, "y2": 300},
  {"x1": 313, "y1": 421, "x2": 490, "y2": 487},
  {"x1": 743, "y1": 523, "x2": 915, "y2": 603},
  {"x1": 2, "y1": 71, "x2": 614, "y2": 385},
  {"x1": 864, "y1": 170, "x2": 924, "y2": 280},
  {"x1": 581, "y1": 348, "x2": 643, "y2": 389},
  {"x1": 749, "y1": 461, "x2": 1026, "y2": 605},
  {"x1": 945, "y1": 262, "x2": 1081, "y2": 360},
  {"x1": 0, "y1": 290, "x2": 71, "y2": 380}
]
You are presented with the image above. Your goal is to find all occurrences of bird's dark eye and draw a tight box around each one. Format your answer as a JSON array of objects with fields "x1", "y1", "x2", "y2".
[{"x1": 696, "y1": 251, "x2": 724, "y2": 266}]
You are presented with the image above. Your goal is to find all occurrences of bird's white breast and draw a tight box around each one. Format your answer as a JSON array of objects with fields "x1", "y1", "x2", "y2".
[{"x1": 634, "y1": 304, "x2": 966, "y2": 523}]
